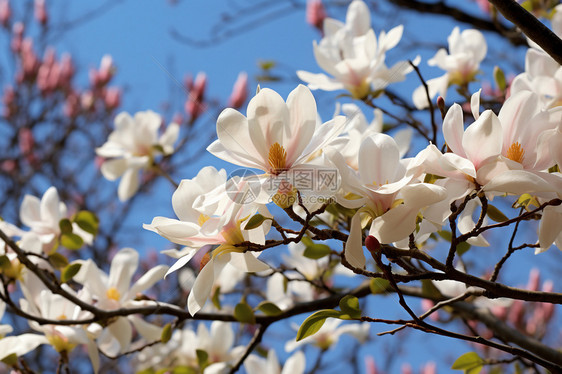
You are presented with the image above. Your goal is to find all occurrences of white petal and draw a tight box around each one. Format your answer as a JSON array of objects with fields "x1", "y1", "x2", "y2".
[
  {"x1": 345, "y1": 212, "x2": 366, "y2": 268},
  {"x1": 108, "y1": 248, "x2": 139, "y2": 297},
  {"x1": 118, "y1": 168, "x2": 141, "y2": 202}
]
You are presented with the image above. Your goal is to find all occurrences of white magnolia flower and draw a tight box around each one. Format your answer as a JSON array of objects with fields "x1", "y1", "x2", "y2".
[
  {"x1": 245, "y1": 350, "x2": 305, "y2": 374},
  {"x1": 413, "y1": 27, "x2": 486, "y2": 109},
  {"x1": 331, "y1": 133, "x2": 446, "y2": 268},
  {"x1": 19, "y1": 186, "x2": 93, "y2": 252},
  {"x1": 96, "y1": 110, "x2": 180, "y2": 201},
  {"x1": 145, "y1": 166, "x2": 272, "y2": 315},
  {"x1": 297, "y1": 0, "x2": 412, "y2": 98},
  {"x1": 285, "y1": 318, "x2": 369, "y2": 352},
  {"x1": 73, "y1": 248, "x2": 168, "y2": 355}
]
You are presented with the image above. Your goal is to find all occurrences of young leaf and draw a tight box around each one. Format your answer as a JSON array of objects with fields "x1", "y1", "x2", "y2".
[
  {"x1": 302, "y1": 243, "x2": 332, "y2": 259},
  {"x1": 244, "y1": 214, "x2": 270, "y2": 230},
  {"x1": 256, "y1": 301, "x2": 283, "y2": 316},
  {"x1": 74, "y1": 210, "x2": 99, "y2": 235},
  {"x1": 195, "y1": 349, "x2": 209, "y2": 369},
  {"x1": 486, "y1": 205, "x2": 509, "y2": 223},
  {"x1": 339, "y1": 295, "x2": 361, "y2": 319},
  {"x1": 60, "y1": 233, "x2": 84, "y2": 250},
  {"x1": 161, "y1": 323, "x2": 172, "y2": 343},
  {"x1": 456, "y1": 241, "x2": 471, "y2": 256},
  {"x1": 451, "y1": 352, "x2": 484, "y2": 373},
  {"x1": 296, "y1": 309, "x2": 342, "y2": 341},
  {"x1": 61, "y1": 263, "x2": 82, "y2": 283},
  {"x1": 369, "y1": 278, "x2": 390, "y2": 294},
  {"x1": 59, "y1": 218, "x2": 73, "y2": 234},
  {"x1": 48, "y1": 253, "x2": 69, "y2": 269},
  {"x1": 234, "y1": 302, "x2": 256, "y2": 324}
]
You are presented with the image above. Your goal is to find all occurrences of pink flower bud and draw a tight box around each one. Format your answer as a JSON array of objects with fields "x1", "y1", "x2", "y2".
[
  {"x1": 172, "y1": 112, "x2": 184, "y2": 126},
  {"x1": 365, "y1": 235, "x2": 380, "y2": 253},
  {"x1": 541, "y1": 280, "x2": 555, "y2": 322},
  {"x1": 401, "y1": 363, "x2": 413, "y2": 374},
  {"x1": 10, "y1": 22, "x2": 23, "y2": 53},
  {"x1": 365, "y1": 356, "x2": 378, "y2": 374},
  {"x1": 18, "y1": 127, "x2": 34, "y2": 155},
  {"x1": 227, "y1": 72, "x2": 248, "y2": 109},
  {"x1": 421, "y1": 362, "x2": 437, "y2": 374},
  {"x1": 474, "y1": 0, "x2": 490, "y2": 14},
  {"x1": 0, "y1": 0, "x2": 11, "y2": 28},
  {"x1": 97, "y1": 55, "x2": 114, "y2": 85},
  {"x1": 421, "y1": 299, "x2": 439, "y2": 321},
  {"x1": 3, "y1": 85, "x2": 15, "y2": 117},
  {"x1": 508, "y1": 299, "x2": 525, "y2": 328},
  {"x1": 63, "y1": 90, "x2": 80, "y2": 118},
  {"x1": 20, "y1": 38, "x2": 39, "y2": 80},
  {"x1": 527, "y1": 268, "x2": 540, "y2": 291},
  {"x1": 192, "y1": 72, "x2": 206, "y2": 100},
  {"x1": 34, "y1": 0, "x2": 47, "y2": 25},
  {"x1": 103, "y1": 87, "x2": 121, "y2": 110},
  {"x1": 1, "y1": 159, "x2": 16, "y2": 173},
  {"x1": 306, "y1": 0, "x2": 326, "y2": 32},
  {"x1": 81, "y1": 90, "x2": 95, "y2": 111},
  {"x1": 184, "y1": 74, "x2": 193, "y2": 91},
  {"x1": 59, "y1": 53, "x2": 75, "y2": 86}
]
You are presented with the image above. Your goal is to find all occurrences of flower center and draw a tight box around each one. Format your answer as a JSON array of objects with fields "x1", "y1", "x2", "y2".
[
  {"x1": 506, "y1": 142, "x2": 525, "y2": 164},
  {"x1": 198, "y1": 213, "x2": 210, "y2": 227},
  {"x1": 268, "y1": 142, "x2": 287, "y2": 175},
  {"x1": 106, "y1": 287, "x2": 121, "y2": 301}
]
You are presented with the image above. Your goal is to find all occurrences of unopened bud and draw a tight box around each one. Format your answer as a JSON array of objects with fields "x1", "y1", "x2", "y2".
[
  {"x1": 365, "y1": 235, "x2": 380, "y2": 253},
  {"x1": 34, "y1": 0, "x2": 47, "y2": 25},
  {"x1": 227, "y1": 72, "x2": 248, "y2": 109},
  {"x1": 306, "y1": 0, "x2": 326, "y2": 32},
  {"x1": 436, "y1": 96, "x2": 446, "y2": 119},
  {"x1": 0, "y1": 0, "x2": 11, "y2": 28}
]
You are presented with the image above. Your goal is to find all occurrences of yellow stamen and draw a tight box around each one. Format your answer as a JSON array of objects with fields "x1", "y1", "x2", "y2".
[
  {"x1": 198, "y1": 213, "x2": 210, "y2": 227},
  {"x1": 268, "y1": 142, "x2": 287, "y2": 175},
  {"x1": 57, "y1": 314, "x2": 67, "y2": 320},
  {"x1": 506, "y1": 142, "x2": 525, "y2": 164},
  {"x1": 106, "y1": 287, "x2": 121, "y2": 301}
]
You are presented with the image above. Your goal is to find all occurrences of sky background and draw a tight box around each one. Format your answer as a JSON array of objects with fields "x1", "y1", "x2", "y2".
[{"x1": 6, "y1": 0, "x2": 560, "y2": 372}]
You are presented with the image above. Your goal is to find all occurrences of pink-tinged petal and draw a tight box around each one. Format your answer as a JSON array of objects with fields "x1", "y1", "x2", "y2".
[
  {"x1": 470, "y1": 89, "x2": 481, "y2": 120},
  {"x1": 440, "y1": 152, "x2": 477, "y2": 178},
  {"x1": 462, "y1": 110, "x2": 502, "y2": 169},
  {"x1": 40, "y1": 187, "x2": 61, "y2": 226},
  {"x1": 117, "y1": 167, "x2": 140, "y2": 202},
  {"x1": 497, "y1": 91, "x2": 537, "y2": 150},
  {"x1": 0, "y1": 334, "x2": 48, "y2": 359},
  {"x1": 108, "y1": 248, "x2": 138, "y2": 297},
  {"x1": 549, "y1": 129, "x2": 562, "y2": 169},
  {"x1": 359, "y1": 133, "x2": 400, "y2": 186},
  {"x1": 188, "y1": 258, "x2": 227, "y2": 315},
  {"x1": 285, "y1": 85, "x2": 317, "y2": 164},
  {"x1": 225, "y1": 252, "x2": 270, "y2": 272},
  {"x1": 20, "y1": 195, "x2": 41, "y2": 228},
  {"x1": 345, "y1": 212, "x2": 366, "y2": 268},
  {"x1": 296, "y1": 70, "x2": 344, "y2": 91},
  {"x1": 129, "y1": 315, "x2": 162, "y2": 341},
  {"x1": 143, "y1": 217, "x2": 200, "y2": 245},
  {"x1": 346, "y1": 0, "x2": 370, "y2": 36},
  {"x1": 282, "y1": 351, "x2": 306, "y2": 374},
  {"x1": 100, "y1": 158, "x2": 128, "y2": 181},
  {"x1": 370, "y1": 204, "x2": 418, "y2": 243},
  {"x1": 165, "y1": 249, "x2": 197, "y2": 278},
  {"x1": 210, "y1": 321, "x2": 234, "y2": 358},
  {"x1": 107, "y1": 317, "x2": 132, "y2": 353},
  {"x1": 211, "y1": 108, "x2": 264, "y2": 169},
  {"x1": 526, "y1": 48, "x2": 559, "y2": 77},
  {"x1": 538, "y1": 206, "x2": 562, "y2": 253},
  {"x1": 483, "y1": 170, "x2": 557, "y2": 195},
  {"x1": 442, "y1": 104, "x2": 466, "y2": 157},
  {"x1": 247, "y1": 88, "x2": 290, "y2": 160},
  {"x1": 128, "y1": 264, "x2": 168, "y2": 297}
]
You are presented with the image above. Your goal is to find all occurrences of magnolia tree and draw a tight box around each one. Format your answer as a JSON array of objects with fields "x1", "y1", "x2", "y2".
[{"x1": 0, "y1": 0, "x2": 561, "y2": 373}]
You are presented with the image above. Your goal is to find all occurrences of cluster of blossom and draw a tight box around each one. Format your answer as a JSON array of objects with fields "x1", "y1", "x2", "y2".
[{"x1": 1, "y1": 0, "x2": 561, "y2": 372}]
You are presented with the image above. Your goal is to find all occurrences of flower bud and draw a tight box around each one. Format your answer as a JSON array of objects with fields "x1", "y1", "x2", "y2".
[
  {"x1": 365, "y1": 235, "x2": 380, "y2": 254},
  {"x1": 227, "y1": 72, "x2": 248, "y2": 109},
  {"x1": 306, "y1": 0, "x2": 326, "y2": 32},
  {"x1": 0, "y1": 0, "x2": 11, "y2": 28},
  {"x1": 34, "y1": 0, "x2": 48, "y2": 25}
]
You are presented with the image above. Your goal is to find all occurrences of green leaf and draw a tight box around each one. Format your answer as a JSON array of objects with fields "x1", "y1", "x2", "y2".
[
  {"x1": 303, "y1": 243, "x2": 332, "y2": 260},
  {"x1": 256, "y1": 301, "x2": 283, "y2": 316},
  {"x1": 421, "y1": 279, "x2": 442, "y2": 299},
  {"x1": 513, "y1": 193, "x2": 540, "y2": 211},
  {"x1": 61, "y1": 263, "x2": 81, "y2": 283},
  {"x1": 1, "y1": 353, "x2": 18, "y2": 366},
  {"x1": 60, "y1": 233, "x2": 84, "y2": 250},
  {"x1": 196, "y1": 349, "x2": 209, "y2": 368},
  {"x1": 59, "y1": 218, "x2": 73, "y2": 234},
  {"x1": 244, "y1": 214, "x2": 270, "y2": 230},
  {"x1": 0, "y1": 255, "x2": 11, "y2": 271},
  {"x1": 161, "y1": 323, "x2": 172, "y2": 343},
  {"x1": 258, "y1": 60, "x2": 276, "y2": 71},
  {"x1": 437, "y1": 230, "x2": 452, "y2": 242},
  {"x1": 493, "y1": 66, "x2": 506, "y2": 91},
  {"x1": 456, "y1": 241, "x2": 471, "y2": 256},
  {"x1": 234, "y1": 302, "x2": 256, "y2": 324},
  {"x1": 339, "y1": 295, "x2": 361, "y2": 319},
  {"x1": 369, "y1": 278, "x2": 390, "y2": 294},
  {"x1": 451, "y1": 352, "x2": 484, "y2": 373},
  {"x1": 211, "y1": 286, "x2": 221, "y2": 310},
  {"x1": 48, "y1": 253, "x2": 69, "y2": 269},
  {"x1": 296, "y1": 309, "x2": 342, "y2": 341},
  {"x1": 74, "y1": 211, "x2": 99, "y2": 235},
  {"x1": 486, "y1": 204, "x2": 509, "y2": 223},
  {"x1": 172, "y1": 366, "x2": 198, "y2": 374}
]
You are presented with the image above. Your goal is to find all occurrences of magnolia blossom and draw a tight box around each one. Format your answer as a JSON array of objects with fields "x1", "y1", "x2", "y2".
[
  {"x1": 245, "y1": 350, "x2": 305, "y2": 374},
  {"x1": 19, "y1": 186, "x2": 93, "y2": 252},
  {"x1": 73, "y1": 248, "x2": 168, "y2": 355},
  {"x1": 144, "y1": 166, "x2": 271, "y2": 315},
  {"x1": 285, "y1": 319, "x2": 369, "y2": 352},
  {"x1": 413, "y1": 27, "x2": 487, "y2": 109},
  {"x1": 96, "y1": 110, "x2": 179, "y2": 201},
  {"x1": 207, "y1": 84, "x2": 345, "y2": 203},
  {"x1": 297, "y1": 0, "x2": 412, "y2": 98},
  {"x1": 331, "y1": 133, "x2": 446, "y2": 268}
]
